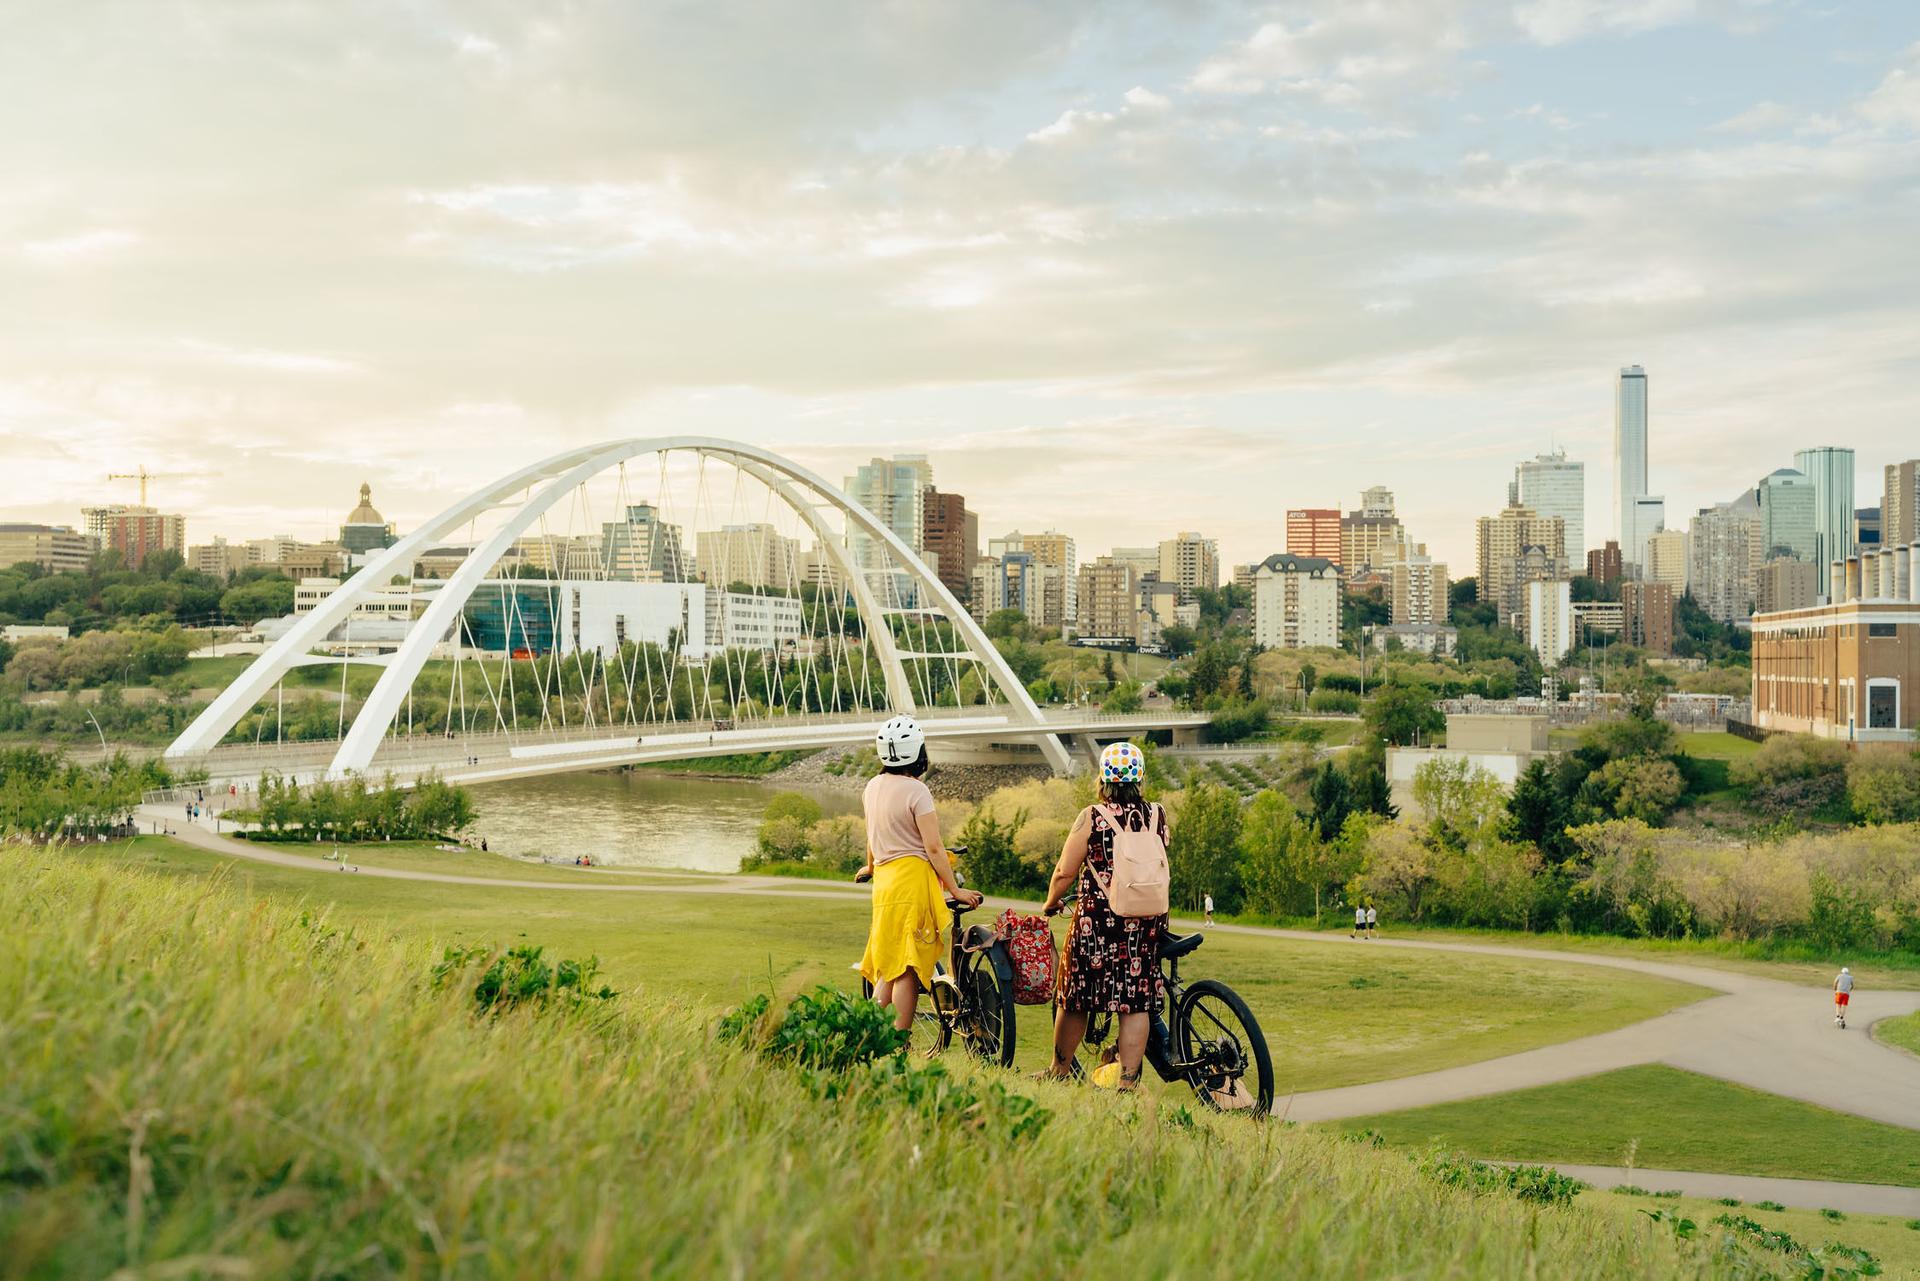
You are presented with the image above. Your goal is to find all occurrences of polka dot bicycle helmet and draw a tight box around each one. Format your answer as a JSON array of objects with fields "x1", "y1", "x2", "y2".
[{"x1": 1099, "y1": 741, "x2": 1145, "y2": 784}]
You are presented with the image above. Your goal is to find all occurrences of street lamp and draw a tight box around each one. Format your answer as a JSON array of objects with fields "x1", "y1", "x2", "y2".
[{"x1": 84, "y1": 709, "x2": 107, "y2": 754}]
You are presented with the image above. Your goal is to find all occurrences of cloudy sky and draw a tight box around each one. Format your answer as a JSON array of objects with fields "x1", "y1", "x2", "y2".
[{"x1": 5, "y1": 0, "x2": 1918, "y2": 572}]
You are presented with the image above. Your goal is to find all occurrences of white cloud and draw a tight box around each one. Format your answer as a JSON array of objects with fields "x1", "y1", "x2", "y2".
[
  {"x1": 1859, "y1": 44, "x2": 1920, "y2": 133},
  {"x1": 1512, "y1": 0, "x2": 1704, "y2": 46},
  {"x1": 18, "y1": 228, "x2": 140, "y2": 264},
  {"x1": 174, "y1": 340, "x2": 361, "y2": 374}
]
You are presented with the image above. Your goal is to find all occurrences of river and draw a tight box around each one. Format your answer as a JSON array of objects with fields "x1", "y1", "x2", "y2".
[{"x1": 466, "y1": 769, "x2": 860, "y2": 872}]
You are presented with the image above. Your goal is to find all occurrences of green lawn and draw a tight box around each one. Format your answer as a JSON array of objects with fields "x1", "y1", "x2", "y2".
[
  {"x1": 1674, "y1": 731, "x2": 1762, "y2": 761},
  {"x1": 1580, "y1": 1188, "x2": 1920, "y2": 1281},
  {"x1": 0, "y1": 851, "x2": 1732, "y2": 1280},
  {"x1": 1877, "y1": 1010, "x2": 1920, "y2": 1058},
  {"x1": 1343, "y1": 1063, "x2": 1920, "y2": 1187},
  {"x1": 83, "y1": 837, "x2": 1707, "y2": 1092}
]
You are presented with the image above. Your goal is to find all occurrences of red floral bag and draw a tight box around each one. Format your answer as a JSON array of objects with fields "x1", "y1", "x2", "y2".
[{"x1": 996, "y1": 909, "x2": 1057, "y2": 1006}]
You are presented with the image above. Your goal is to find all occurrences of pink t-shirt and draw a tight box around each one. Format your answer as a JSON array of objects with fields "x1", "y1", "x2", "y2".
[{"x1": 863, "y1": 773, "x2": 936, "y2": 866}]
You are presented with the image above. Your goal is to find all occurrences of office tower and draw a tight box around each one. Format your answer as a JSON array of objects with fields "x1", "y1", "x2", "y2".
[
  {"x1": 1525, "y1": 578, "x2": 1574, "y2": 666},
  {"x1": 1018, "y1": 531, "x2": 1078, "y2": 625},
  {"x1": 1285, "y1": 509, "x2": 1342, "y2": 566},
  {"x1": 1614, "y1": 365, "x2": 1649, "y2": 554},
  {"x1": 1077, "y1": 556, "x2": 1140, "y2": 640},
  {"x1": 0, "y1": 523, "x2": 96, "y2": 574},
  {"x1": 1156, "y1": 532, "x2": 1219, "y2": 602},
  {"x1": 1755, "y1": 558, "x2": 1819, "y2": 614},
  {"x1": 1885, "y1": 459, "x2": 1920, "y2": 547},
  {"x1": 1643, "y1": 529, "x2": 1689, "y2": 593},
  {"x1": 845, "y1": 454, "x2": 931, "y2": 553},
  {"x1": 1474, "y1": 504, "x2": 1565, "y2": 611},
  {"x1": 1389, "y1": 545, "x2": 1448, "y2": 626},
  {"x1": 920, "y1": 488, "x2": 975, "y2": 603},
  {"x1": 695, "y1": 523, "x2": 802, "y2": 592},
  {"x1": 339, "y1": 482, "x2": 397, "y2": 555},
  {"x1": 1793, "y1": 446, "x2": 1856, "y2": 579},
  {"x1": 1626, "y1": 495, "x2": 1666, "y2": 574},
  {"x1": 1586, "y1": 541, "x2": 1622, "y2": 584},
  {"x1": 601, "y1": 503, "x2": 690, "y2": 581},
  {"x1": 1688, "y1": 499, "x2": 1760, "y2": 624},
  {"x1": 1109, "y1": 546, "x2": 1161, "y2": 580},
  {"x1": 1515, "y1": 449, "x2": 1585, "y2": 562},
  {"x1": 80, "y1": 505, "x2": 186, "y2": 570},
  {"x1": 1340, "y1": 489, "x2": 1404, "y2": 574},
  {"x1": 1755, "y1": 468, "x2": 1816, "y2": 562},
  {"x1": 1251, "y1": 553, "x2": 1340, "y2": 649}
]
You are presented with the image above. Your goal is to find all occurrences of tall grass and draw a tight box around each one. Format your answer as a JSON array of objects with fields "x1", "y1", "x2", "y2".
[{"x1": 1, "y1": 850, "x2": 1773, "y2": 1278}]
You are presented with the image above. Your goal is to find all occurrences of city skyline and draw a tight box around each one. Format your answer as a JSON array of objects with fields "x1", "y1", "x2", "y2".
[{"x1": 5, "y1": 4, "x2": 1920, "y2": 571}]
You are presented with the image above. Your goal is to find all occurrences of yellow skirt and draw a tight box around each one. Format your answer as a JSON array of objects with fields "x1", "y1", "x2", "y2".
[{"x1": 859, "y1": 857, "x2": 951, "y2": 989}]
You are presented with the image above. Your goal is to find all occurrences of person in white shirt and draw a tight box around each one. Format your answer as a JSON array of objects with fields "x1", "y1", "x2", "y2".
[
  {"x1": 1353, "y1": 904, "x2": 1365, "y2": 939},
  {"x1": 1833, "y1": 967, "x2": 1854, "y2": 1028},
  {"x1": 1366, "y1": 905, "x2": 1378, "y2": 939},
  {"x1": 1204, "y1": 892, "x2": 1215, "y2": 926}
]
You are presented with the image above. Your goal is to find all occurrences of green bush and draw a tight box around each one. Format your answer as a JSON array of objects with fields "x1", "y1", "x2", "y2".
[
  {"x1": 430, "y1": 943, "x2": 615, "y2": 1017},
  {"x1": 1417, "y1": 1147, "x2": 1585, "y2": 1207},
  {"x1": 1308, "y1": 688, "x2": 1361, "y2": 714},
  {"x1": 1846, "y1": 749, "x2": 1920, "y2": 825},
  {"x1": 1729, "y1": 734, "x2": 1850, "y2": 820}
]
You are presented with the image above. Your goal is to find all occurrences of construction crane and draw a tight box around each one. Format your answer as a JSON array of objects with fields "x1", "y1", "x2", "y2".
[{"x1": 107, "y1": 466, "x2": 186, "y2": 507}]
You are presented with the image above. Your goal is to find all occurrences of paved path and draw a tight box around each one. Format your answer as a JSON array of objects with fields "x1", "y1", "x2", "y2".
[
  {"x1": 141, "y1": 809, "x2": 1920, "y2": 1137},
  {"x1": 1500, "y1": 1163, "x2": 1920, "y2": 1217}
]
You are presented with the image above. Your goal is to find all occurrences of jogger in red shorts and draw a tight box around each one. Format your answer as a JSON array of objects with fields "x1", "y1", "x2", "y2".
[{"x1": 1833, "y1": 966, "x2": 1854, "y2": 1028}]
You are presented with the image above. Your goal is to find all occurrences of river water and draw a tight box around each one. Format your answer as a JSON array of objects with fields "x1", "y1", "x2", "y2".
[{"x1": 465, "y1": 770, "x2": 860, "y2": 872}]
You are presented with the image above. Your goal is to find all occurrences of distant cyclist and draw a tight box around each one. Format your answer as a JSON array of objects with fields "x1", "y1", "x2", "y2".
[{"x1": 1833, "y1": 966, "x2": 1854, "y2": 1028}]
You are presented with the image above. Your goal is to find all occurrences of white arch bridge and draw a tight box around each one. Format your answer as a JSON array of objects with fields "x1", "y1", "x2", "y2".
[{"x1": 165, "y1": 438, "x2": 1206, "y2": 787}]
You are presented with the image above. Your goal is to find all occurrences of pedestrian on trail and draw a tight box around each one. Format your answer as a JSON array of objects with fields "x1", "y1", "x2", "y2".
[
  {"x1": 1366, "y1": 905, "x2": 1378, "y2": 939},
  {"x1": 1353, "y1": 904, "x2": 1365, "y2": 939},
  {"x1": 1833, "y1": 966, "x2": 1854, "y2": 1028},
  {"x1": 1204, "y1": 892, "x2": 1215, "y2": 927},
  {"x1": 1037, "y1": 741, "x2": 1171, "y2": 1093},
  {"x1": 856, "y1": 715, "x2": 979, "y2": 1044}
]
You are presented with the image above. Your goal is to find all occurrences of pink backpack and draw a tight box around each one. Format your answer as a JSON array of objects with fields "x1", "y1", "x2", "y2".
[
  {"x1": 995, "y1": 909, "x2": 1057, "y2": 1006},
  {"x1": 1092, "y1": 803, "x2": 1170, "y2": 918}
]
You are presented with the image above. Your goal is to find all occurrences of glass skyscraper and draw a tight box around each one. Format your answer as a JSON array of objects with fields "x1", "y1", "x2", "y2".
[
  {"x1": 1755, "y1": 467, "x2": 1816, "y2": 562},
  {"x1": 1614, "y1": 365, "x2": 1649, "y2": 566},
  {"x1": 1515, "y1": 449, "x2": 1585, "y2": 562},
  {"x1": 1793, "y1": 446, "x2": 1857, "y2": 584}
]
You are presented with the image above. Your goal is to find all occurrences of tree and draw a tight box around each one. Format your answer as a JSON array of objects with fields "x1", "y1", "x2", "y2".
[
  {"x1": 1236, "y1": 658, "x2": 1255, "y2": 700},
  {"x1": 1364, "y1": 679, "x2": 1443, "y2": 747},
  {"x1": 1101, "y1": 650, "x2": 1117, "y2": 691},
  {"x1": 1353, "y1": 822, "x2": 1438, "y2": 921},
  {"x1": 220, "y1": 575, "x2": 296, "y2": 625},
  {"x1": 1596, "y1": 756, "x2": 1685, "y2": 824},
  {"x1": 1728, "y1": 733, "x2": 1848, "y2": 820},
  {"x1": 1308, "y1": 760, "x2": 1352, "y2": 842},
  {"x1": 1411, "y1": 757, "x2": 1507, "y2": 852},
  {"x1": 1171, "y1": 781, "x2": 1243, "y2": 913},
  {"x1": 1298, "y1": 661, "x2": 1318, "y2": 697},
  {"x1": 955, "y1": 807, "x2": 1043, "y2": 896},
  {"x1": 1159, "y1": 624, "x2": 1198, "y2": 658},
  {"x1": 1189, "y1": 644, "x2": 1231, "y2": 699},
  {"x1": 1507, "y1": 758, "x2": 1568, "y2": 856},
  {"x1": 1101, "y1": 681, "x2": 1144, "y2": 714},
  {"x1": 1237, "y1": 789, "x2": 1318, "y2": 918}
]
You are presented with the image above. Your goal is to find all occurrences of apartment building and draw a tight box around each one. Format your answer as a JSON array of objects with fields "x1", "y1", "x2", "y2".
[{"x1": 1250, "y1": 553, "x2": 1339, "y2": 650}]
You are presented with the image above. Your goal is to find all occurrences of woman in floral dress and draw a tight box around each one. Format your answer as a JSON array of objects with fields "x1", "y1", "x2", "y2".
[{"x1": 1038, "y1": 742, "x2": 1169, "y2": 1091}]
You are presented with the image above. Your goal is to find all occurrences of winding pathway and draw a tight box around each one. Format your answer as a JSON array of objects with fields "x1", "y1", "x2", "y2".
[{"x1": 142, "y1": 810, "x2": 1919, "y2": 1164}]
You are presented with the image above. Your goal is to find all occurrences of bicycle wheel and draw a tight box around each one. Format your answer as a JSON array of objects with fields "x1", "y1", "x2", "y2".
[
  {"x1": 1176, "y1": 979, "x2": 1273, "y2": 1114},
  {"x1": 958, "y1": 947, "x2": 1017, "y2": 1067}
]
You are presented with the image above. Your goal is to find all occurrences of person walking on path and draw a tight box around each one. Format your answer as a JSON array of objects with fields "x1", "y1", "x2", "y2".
[
  {"x1": 1352, "y1": 903, "x2": 1365, "y2": 939},
  {"x1": 1366, "y1": 905, "x2": 1378, "y2": 940},
  {"x1": 1036, "y1": 742, "x2": 1170, "y2": 1092},
  {"x1": 1204, "y1": 892, "x2": 1215, "y2": 926},
  {"x1": 856, "y1": 715, "x2": 979, "y2": 1042},
  {"x1": 1834, "y1": 966, "x2": 1854, "y2": 1028}
]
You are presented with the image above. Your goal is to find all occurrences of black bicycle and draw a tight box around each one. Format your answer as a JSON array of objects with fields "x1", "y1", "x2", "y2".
[
  {"x1": 1054, "y1": 899, "x2": 1274, "y2": 1113},
  {"x1": 856, "y1": 853, "x2": 1017, "y2": 1067}
]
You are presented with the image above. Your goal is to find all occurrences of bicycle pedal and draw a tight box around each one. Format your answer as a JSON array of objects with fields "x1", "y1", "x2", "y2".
[{"x1": 929, "y1": 975, "x2": 962, "y2": 1016}]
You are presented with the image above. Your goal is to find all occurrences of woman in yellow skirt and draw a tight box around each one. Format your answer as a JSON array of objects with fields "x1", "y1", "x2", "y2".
[{"x1": 858, "y1": 715, "x2": 981, "y2": 1037}]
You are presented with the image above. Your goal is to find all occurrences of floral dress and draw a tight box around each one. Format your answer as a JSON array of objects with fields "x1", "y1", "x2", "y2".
[{"x1": 1058, "y1": 803, "x2": 1169, "y2": 1015}]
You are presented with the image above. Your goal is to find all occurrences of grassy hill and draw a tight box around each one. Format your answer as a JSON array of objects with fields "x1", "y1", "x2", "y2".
[{"x1": 0, "y1": 849, "x2": 1768, "y2": 1279}]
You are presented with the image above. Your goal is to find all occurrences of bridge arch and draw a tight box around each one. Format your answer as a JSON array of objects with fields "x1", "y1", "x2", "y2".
[{"x1": 166, "y1": 438, "x2": 1070, "y2": 778}]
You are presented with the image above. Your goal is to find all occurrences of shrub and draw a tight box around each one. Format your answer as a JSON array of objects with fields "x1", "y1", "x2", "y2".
[
  {"x1": 1308, "y1": 689, "x2": 1361, "y2": 714},
  {"x1": 1846, "y1": 748, "x2": 1920, "y2": 825},
  {"x1": 1729, "y1": 734, "x2": 1849, "y2": 819},
  {"x1": 430, "y1": 944, "x2": 615, "y2": 1017},
  {"x1": 1417, "y1": 1148, "x2": 1585, "y2": 1207}
]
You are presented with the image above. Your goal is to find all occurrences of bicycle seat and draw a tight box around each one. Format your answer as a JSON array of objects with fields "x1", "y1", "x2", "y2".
[{"x1": 1159, "y1": 932, "x2": 1204, "y2": 960}]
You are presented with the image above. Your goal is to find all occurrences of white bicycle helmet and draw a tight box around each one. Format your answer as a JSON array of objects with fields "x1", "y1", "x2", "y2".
[
  {"x1": 1099, "y1": 741, "x2": 1145, "y2": 784},
  {"x1": 875, "y1": 714, "x2": 925, "y2": 767}
]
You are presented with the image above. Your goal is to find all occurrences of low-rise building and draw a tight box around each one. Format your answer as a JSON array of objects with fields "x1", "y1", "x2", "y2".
[
  {"x1": 1250, "y1": 552, "x2": 1339, "y2": 650},
  {"x1": 3, "y1": 623, "x2": 70, "y2": 642},
  {"x1": 0, "y1": 523, "x2": 96, "y2": 574},
  {"x1": 293, "y1": 577, "x2": 417, "y2": 624},
  {"x1": 1751, "y1": 597, "x2": 1918, "y2": 741},
  {"x1": 188, "y1": 537, "x2": 252, "y2": 580},
  {"x1": 1388, "y1": 714, "x2": 1552, "y2": 818},
  {"x1": 1369, "y1": 623, "x2": 1457, "y2": 657},
  {"x1": 704, "y1": 589, "x2": 806, "y2": 655}
]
